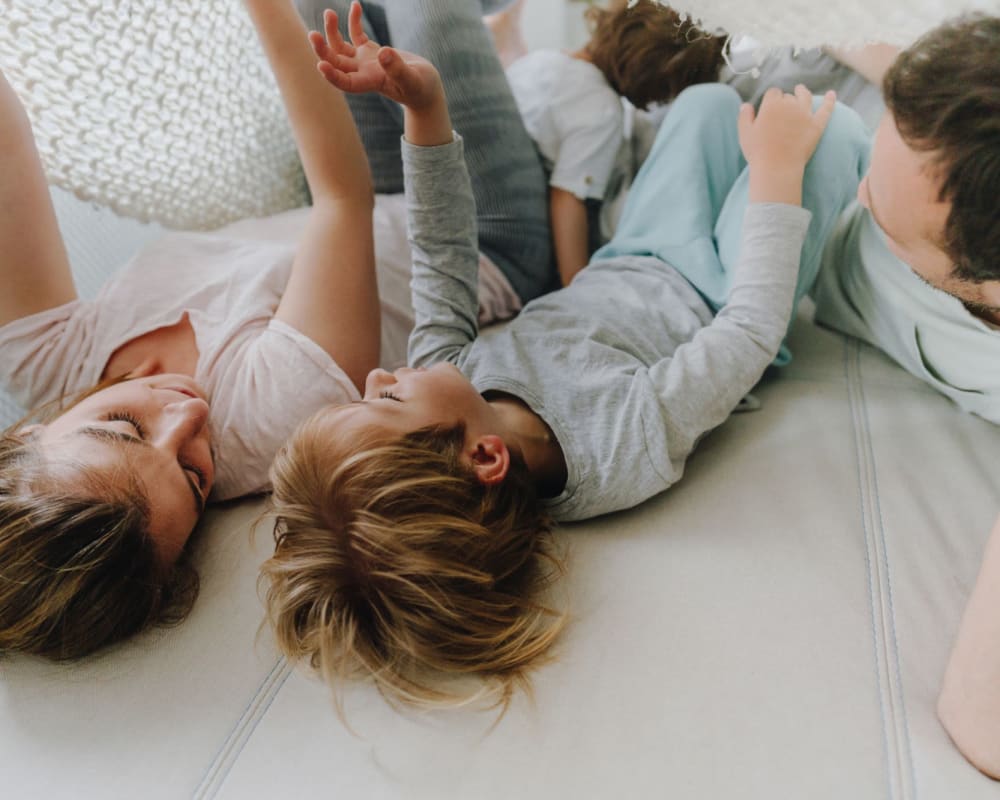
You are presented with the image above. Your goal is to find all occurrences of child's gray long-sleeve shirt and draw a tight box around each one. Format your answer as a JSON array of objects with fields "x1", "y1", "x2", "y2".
[{"x1": 404, "y1": 135, "x2": 811, "y2": 522}]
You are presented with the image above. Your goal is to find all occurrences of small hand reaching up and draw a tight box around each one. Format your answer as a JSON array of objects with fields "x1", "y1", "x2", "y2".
[
  {"x1": 738, "y1": 85, "x2": 837, "y2": 205},
  {"x1": 311, "y1": 2, "x2": 442, "y2": 114}
]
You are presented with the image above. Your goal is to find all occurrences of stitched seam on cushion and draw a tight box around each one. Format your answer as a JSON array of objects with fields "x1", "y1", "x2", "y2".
[
  {"x1": 192, "y1": 656, "x2": 286, "y2": 793},
  {"x1": 191, "y1": 656, "x2": 294, "y2": 800},
  {"x1": 846, "y1": 338, "x2": 895, "y2": 800},
  {"x1": 858, "y1": 347, "x2": 919, "y2": 799}
]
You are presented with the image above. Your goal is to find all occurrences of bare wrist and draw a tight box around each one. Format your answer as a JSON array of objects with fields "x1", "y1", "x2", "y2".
[
  {"x1": 403, "y1": 93, "x2": 453, "y2": 148},
  {"x1": 748, "y1": 162, "x2": 805, "y2": 205}
]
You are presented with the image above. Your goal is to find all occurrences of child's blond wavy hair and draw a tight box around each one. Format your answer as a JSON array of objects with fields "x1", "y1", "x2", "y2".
[{"x1": 261, "y1": 408, "x2": 567, "y2": 711}]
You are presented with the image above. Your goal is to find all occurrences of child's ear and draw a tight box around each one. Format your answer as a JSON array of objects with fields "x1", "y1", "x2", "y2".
[
  {"x1": 17, "y1": 423, "x2": 44, "y2": 438},
  {"x1": 469, "y1": 434, "x2": 510, "y2": 486}
]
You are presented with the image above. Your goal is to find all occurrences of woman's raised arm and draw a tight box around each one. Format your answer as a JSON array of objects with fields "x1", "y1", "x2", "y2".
[
  {"x1": 243, "y1": 0, "x2": 379, "y2": 392},
  {"x1": 0, "y1": 71, "x2": 75, "y2": 328}
]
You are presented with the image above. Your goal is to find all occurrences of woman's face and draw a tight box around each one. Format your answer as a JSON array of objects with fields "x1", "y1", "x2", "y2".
[{"x1": 30, "y1": 374, "x2": 214, "y2": 562}]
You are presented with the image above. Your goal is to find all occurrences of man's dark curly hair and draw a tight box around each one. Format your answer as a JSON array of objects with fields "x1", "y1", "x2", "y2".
[{"x1": 883, "y1": 14, "x2": 1000, "y2": 283}]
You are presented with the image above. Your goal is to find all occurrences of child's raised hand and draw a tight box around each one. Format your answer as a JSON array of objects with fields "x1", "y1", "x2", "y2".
[
  {"x1": 310, "y1": 1, "x2": 442, "y2": 111},
  {"x1": 737, "y1": 85, "x2": 836, "y2": 172}
]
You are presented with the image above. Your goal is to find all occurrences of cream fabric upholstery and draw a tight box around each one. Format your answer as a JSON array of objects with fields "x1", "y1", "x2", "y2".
[{"x1": 2, "y1": 195, "x2": 999, "y2": 797}]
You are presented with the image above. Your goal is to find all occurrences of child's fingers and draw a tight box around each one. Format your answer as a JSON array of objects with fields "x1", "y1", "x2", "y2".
[
  {"x1": 317, "y1": 61, "x2": 350, "y2": 91},
  {"x1": 326, "y1": 52, "x2": 360, "y2": 74},
  {"x1": 759, "y1": 86, "x2": 783, "y2": 112},
  {"x1": 812, "y1": 89, "x2": 837, "y2": 131},
  {"x1": 737, "y1": 101, "x2": 755, "y2": 142},
  {"x1": 377, "y1": 47, "x2": 416, "y2": 92},
  {"x1": 321, "y1": 9, "x2": 354, "y2": 57},
  {"x1": 309, "y1": 30, "x2": 325, "y2": 58},
  {"x1": 321, "y1": 10, "x2": 356, "y2": 57},
  {"x1": 317, "y1": 61, "x2": 369, "y2": 95},
  {"x1": 794, "y1": 83, "x2": 811, "y2": 111},
  {"x1": 348, "y1": 1, "x2": 370, "y2": 48},
  {"x1": 309, "y1": 30, "x2": 334, "y2": 63}
]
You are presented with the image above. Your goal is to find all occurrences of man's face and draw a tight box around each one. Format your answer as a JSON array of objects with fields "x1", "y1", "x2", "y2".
[{"x1": 858, "y1": 113, "x2": 1000, "y2": 322}]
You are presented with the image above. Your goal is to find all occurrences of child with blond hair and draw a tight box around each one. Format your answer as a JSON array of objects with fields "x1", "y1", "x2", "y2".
[
  {"x1": 262, "y1": 0, "x2": 870, "y2": 708},
  {"x1": 490, "y1": 0, "x2": 727, "y2": 285}
]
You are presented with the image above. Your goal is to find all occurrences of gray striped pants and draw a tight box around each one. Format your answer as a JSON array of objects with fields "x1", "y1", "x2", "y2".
[{"x1": 295, "y1": 0, "x2": 554, "y2": 302}]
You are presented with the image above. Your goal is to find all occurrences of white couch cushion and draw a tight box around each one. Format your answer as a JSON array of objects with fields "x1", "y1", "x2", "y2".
[
  {"x1": 197, "y1": 317, "x2": 1000, "y2": 800},
  {"x1": 5, "y1": 308, "x2": 998, "y2": 799}
]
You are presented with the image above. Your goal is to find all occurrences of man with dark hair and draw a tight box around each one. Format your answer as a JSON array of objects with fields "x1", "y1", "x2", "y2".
[
  {"x1": 810, "y1": 15, "x2": 1000, "y2": 424},
  {"x1": 729, "y1": 14, "x2": 1000, "y2": 779},
  {"x1": 805, "y1": 14, "x2": 1000, "y2": 781}
]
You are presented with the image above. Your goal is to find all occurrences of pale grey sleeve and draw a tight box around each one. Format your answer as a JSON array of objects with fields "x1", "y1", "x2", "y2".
[
  {"x1": 401, "y1": 135, "x2": 480, "y2": 368},
  {"x1": 649, "y1": 202, "x2": 811, "y2": 468}
]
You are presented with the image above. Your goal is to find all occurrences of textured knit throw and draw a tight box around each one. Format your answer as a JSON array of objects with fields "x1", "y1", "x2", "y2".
[
  {"x1": 0, "y1": 0, "x2": 996, "y2": 230},
  {"x1": 669, "y1": 0, "x2": 998, "y2": 50},
  {"x1": 0, "y1": 0, "x2": 306, "y2": 230}
]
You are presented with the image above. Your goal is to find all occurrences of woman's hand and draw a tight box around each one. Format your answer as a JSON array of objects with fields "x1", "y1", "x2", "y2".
[
  {"x1": 738, "y1": 85, "x2": 836, "y2": 206},
  {"x1": 310, "y1": 2, "x2": 442, "y2": 111},
  {"x1": 244, "y1": 0, "x2": 379, "y2": 390}
]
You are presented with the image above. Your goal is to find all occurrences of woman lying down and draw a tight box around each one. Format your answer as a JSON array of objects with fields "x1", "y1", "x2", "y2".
[{"x1": 0, "y1": 0, "x2": 551, "y2": 660}]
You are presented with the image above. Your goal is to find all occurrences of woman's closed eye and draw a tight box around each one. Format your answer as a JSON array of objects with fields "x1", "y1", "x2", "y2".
[
  {"x1": 379, "y1": 391, "x2": 402, "y2": 402},
  {"x1": 105, "y1": 410, "x2": 147, "y2": 438},
  {"x1": 182, "y1": 462, "x2": 206, "y2": 493},
  {"x1": 105, "y1": 411, "x2": 203, "y2": 493}
]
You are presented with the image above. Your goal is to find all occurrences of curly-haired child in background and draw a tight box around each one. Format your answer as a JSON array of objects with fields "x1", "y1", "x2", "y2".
[
  {"x1": 487, "y1": 0, "x2": 727, "y2": 286},
  {"x1": 261, "y1": 0, "x2": 871, "y2": 710}
]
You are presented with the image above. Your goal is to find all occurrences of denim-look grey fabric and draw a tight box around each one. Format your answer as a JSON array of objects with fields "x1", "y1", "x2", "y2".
[{"x1": 295, "y1": 0, "x2": 553, "y2": 302}]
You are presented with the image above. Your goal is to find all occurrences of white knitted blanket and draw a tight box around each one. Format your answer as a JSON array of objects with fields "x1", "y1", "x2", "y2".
[
  {"x1": 0, "y1": 0, "x2": 996, "y2": 230},
  {"x1": 0, "y1": 0, "x2": 306, "y2": 230},
  {"x1": 672, "y1": 0, "x2": 998, "y2": 49}
]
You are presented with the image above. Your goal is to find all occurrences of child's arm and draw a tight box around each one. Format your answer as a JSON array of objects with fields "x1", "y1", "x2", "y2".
[
  {"x1": 547, "y1": 101, "x2": 623, "y2": 286},
  {"x1": 648, "y1": 87, "x2": 836, "y2": 460},
  {"x1": 550, "y1": 187, "x2": 590, "y2": 286},
  {"x1": 313, "y1": 3, "x2": 479, "y2": 368},
  {"x1": 402, "y1": 131, "x2": 480, "y2": 368},
  {"x1": 937, "y1": 512, "x2": 1000, "y2": 779},
  {"x1": 0, "y1": 70, "x2": 76, "y2": 329},
  {"x1": 244, "y1": 0, "x2": 378, "y2": 393}
]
